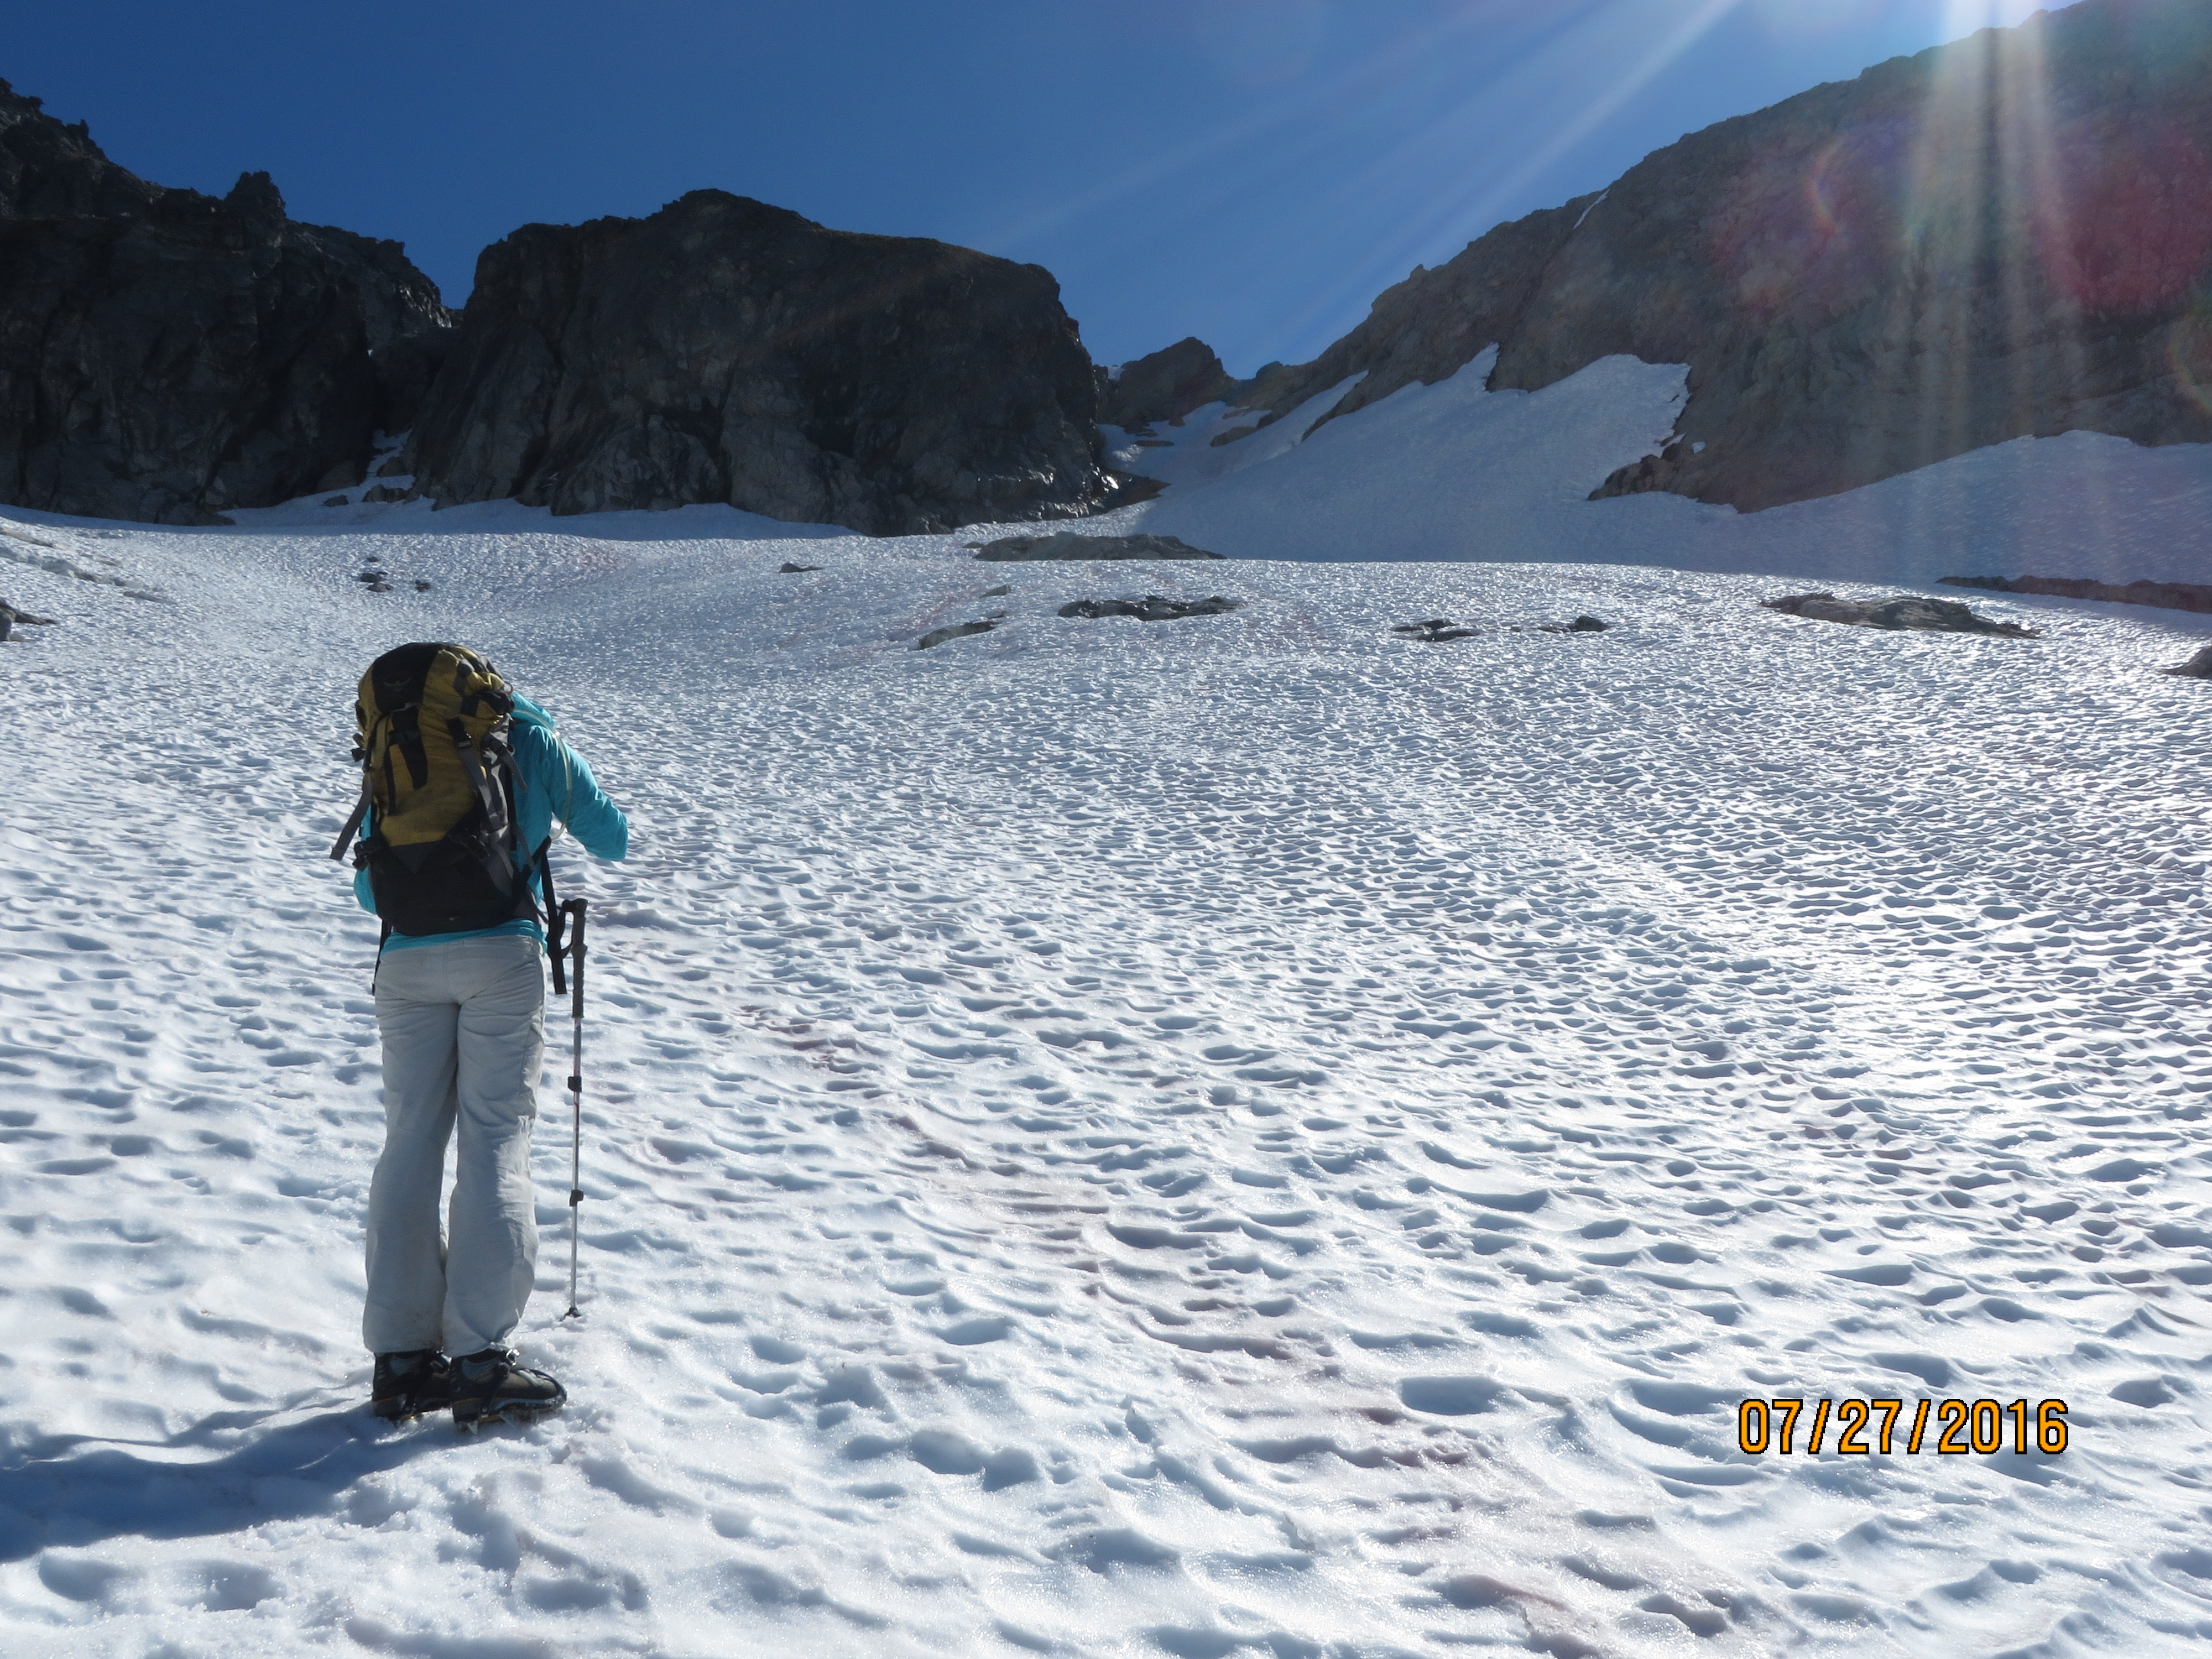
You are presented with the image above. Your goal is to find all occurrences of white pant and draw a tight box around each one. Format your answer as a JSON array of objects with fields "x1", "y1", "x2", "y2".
[{"x1": 363, "y1": 933, "x2": 545, "y2": 1355}]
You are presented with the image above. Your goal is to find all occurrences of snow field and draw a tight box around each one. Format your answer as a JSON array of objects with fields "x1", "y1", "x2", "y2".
[
  {"x1": 2, "y1": 364, "x2": 2211, "y2": 1657},
  {"x1": 1102, "y1": 349, "x2": 2212, "y2": 591}
]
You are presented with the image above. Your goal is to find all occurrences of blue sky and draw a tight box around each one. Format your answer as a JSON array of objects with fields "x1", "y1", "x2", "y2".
[{"x1": 11, "y1": 0, "x2": 2051, "y2": 375}]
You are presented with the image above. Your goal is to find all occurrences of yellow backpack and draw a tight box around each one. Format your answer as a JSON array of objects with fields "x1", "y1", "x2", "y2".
[{"x1": 329, "y1": 641, "x2": 533, "y2": 938}]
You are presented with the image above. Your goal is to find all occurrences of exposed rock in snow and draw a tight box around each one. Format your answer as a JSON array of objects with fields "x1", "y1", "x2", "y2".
[
  {"x1": 0, "y1": 594, "x2": 57, "y2": 640},
  {"x1": 1391, "y1": 618, "x2": 1481, "y2": 643},
  {"x1": 1942, "y1": 573, "x2": 2212, "y2": 615},
  {"x1": 971, "y1": 531, "x2": 1222, "y2": 562},
  {"x1": 2163, "y1": 641, "x2": 2212, "y2": 676},
  {"x1": 1055, "y1": 594, "x2": 1243, "y2": 621},
  {"x1": 1761, "y1": 592, "x2": 2040, "y2": 636},
  {"x1": 1589, "y1": 441, "x2": 1692, "y2": 501},
  {"x1": 1391, "y1": 614, "x2": 1607, "y2": 641},
  {"x1": 0, "y1": 81, "x2": 452, "y2": 526},
  {"x1": 914, "y1": 617, "x2": 1001, "y2": 649},
  {"x1": 405, "y1": 191, "x2": 1107, "y2": 536}
]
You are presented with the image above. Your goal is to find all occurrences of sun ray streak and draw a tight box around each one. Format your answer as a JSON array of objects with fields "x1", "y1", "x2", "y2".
[
  {"x1": 1440, "y1": 0, "x2": 1753, "y2": 238},
  {"x1": 967, "y1": 1, "x2": 1605, "y2": 262}
]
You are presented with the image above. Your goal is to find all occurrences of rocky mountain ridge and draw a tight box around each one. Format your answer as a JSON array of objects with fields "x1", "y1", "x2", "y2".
[
  {"x1": 8, "y1": 0, "x2": 2210, "y2": 531},
  {"x1": 0, "y1": 86, "x2": 1105, "y2": 533},
  {"x1": 1140, "y1": 0, "x2": 2212, "y2": 514},
  {"x1": 0, "y1": 80, "x2": 453, "y2": 524},
  {"x1": 404, "y1": 191, "x2": 1107, "y2": 535}
]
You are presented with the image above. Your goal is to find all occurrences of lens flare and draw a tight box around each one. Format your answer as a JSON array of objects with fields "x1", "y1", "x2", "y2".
[
  {"x1": 2168, "y1": 295, "x2": 2212, "y2": 416},
  {"x1": 1710, "y1": 119, "x2": 1909, "y2": 324}
]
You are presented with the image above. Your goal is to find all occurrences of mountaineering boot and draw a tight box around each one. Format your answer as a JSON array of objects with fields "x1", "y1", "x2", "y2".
[
  {"x1": 450, "y1": 1346, "x2": 567, "y2": 1432},
  {"x1": 371, "y1": 1350, "x2": 453, "y2": 1421}
]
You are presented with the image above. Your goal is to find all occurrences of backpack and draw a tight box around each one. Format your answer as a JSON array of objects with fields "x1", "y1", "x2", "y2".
[{"x1": 328, "y1": 641, "x2": 541, "y2": 941}]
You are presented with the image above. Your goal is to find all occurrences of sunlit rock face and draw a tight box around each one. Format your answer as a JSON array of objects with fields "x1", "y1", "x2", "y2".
[
  {"x1": 407, "y1": 191, "x2": 1108, "y2": 534},
  {"x1": 1215, "y1": 0, "x2": 2212, "y2": 514},
  {"x1": 0, "y1": 80, "x2": 453, "y2": 525},
  {"x1": 1198, "y1": 197, "x2": 1601, "y2": 446}
]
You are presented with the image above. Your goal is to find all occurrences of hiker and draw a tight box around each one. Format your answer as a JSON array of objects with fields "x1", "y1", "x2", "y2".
[{"x1": 333, "y1": 643, "x2": 628, "y2": 1429}]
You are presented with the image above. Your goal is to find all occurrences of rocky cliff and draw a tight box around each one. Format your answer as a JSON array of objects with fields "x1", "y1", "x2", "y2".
[
  {"x1": 1209, "y1": 196, "x2": 1600, "y2": 441},
  {"x1": 1098, "y1": 337, "x2": 1237, "y2": 430},
  {"x1": 406, "y1": 191, "x2": 1108, "y2": 534},
  {"x1": 1194, "y1": 0, "x2": 2212, "y2": 513},
  {"x1": 0, "y1": 80, "x2": 452, "y2": 525}
]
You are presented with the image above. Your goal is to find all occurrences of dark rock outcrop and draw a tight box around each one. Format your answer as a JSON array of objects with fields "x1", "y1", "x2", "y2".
[
  {"x1": 1391, "y1": 614, "x2": 1607, "y2": 641},
  {"x1": 2162, "y1": 643, "x2": 2212, "y2": 677},
  {"x1": 916, "y1": 619, "x2": 1002, "y2": 650},
  {"x1": 1942, "y1": 574, "x2": 2212, "y2": 615},
  {"x1": 0, "y1": 80, "x2": 453, "y2": 525},
  {"x1": 1057, "y1": 595, "x2": 1242, "y2": 622},
  {"x1": 1761, "y1": 592, "x2": 2038, "y2": 637},
  {"x1": 1213, "y1": 0, "x2": 2212, "y2": 512},
  {"x1": 1098, "y1": 337, "x2": 1236, "y2": 429},
  {"x1": 1392, "y1": 619, "x2": 1481, "y2": 643},
  {"x1": 0, "y1": 597, "x2": 58, "y2": 641},
  {"x1": 406, "y1": 191, "x2": 1107, "y2": 534},
  {"x1": 971, "y1": 531, "x2": 1222, "y2": 562}
]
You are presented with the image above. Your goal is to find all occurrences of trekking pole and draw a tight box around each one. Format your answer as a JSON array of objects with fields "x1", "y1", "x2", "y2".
[{"x1": 561, "y1": 897, "x2": 588, "y2": 1319}]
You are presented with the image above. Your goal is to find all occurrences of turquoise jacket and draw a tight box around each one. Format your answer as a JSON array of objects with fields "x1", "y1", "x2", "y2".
[{"x1": 354, "y1": 693, "x2": 630, "y2": 951}]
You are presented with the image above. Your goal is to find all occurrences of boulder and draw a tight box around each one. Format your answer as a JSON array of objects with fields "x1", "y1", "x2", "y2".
[
  {"x1": 1761, "y1": 592, "x2": 2038, "y2": 637},
  {"x1": 406, "y1": 191, "x2": 1107, "y2": 535},
  {"x1": 778, "y1": 561, "x2": 823, "y2": 574},
  {"x1": 0, "y1": 80, "x2": 453, "y2": 525},
  {"x1": 971, "y1": 531, "x2": 1222, "y2": 562},
  {"x1": 1057, "y1": 595, "x2": 1242, "y2": 622},
  {"x1": 2162, "y1": 643, "x2": 2212, "y2": 678}
]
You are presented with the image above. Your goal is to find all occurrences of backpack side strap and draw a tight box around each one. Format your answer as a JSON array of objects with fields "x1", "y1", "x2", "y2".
[
  {"x1": 330, "y1": 776, "x2": 371, "y2": 862},
  {"x1": 538, "y1": 840, "x2": 568, "y2": 997}
]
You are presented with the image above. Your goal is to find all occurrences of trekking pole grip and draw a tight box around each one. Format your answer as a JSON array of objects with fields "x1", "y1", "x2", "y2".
[{"x1": 565, "y1": 898, "x2": 587, "y2": 1021}]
